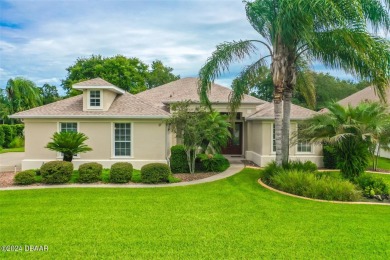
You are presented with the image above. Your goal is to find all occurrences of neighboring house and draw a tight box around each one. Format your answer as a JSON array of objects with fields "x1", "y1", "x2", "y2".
[
  {"x1": 337, "y1": 86, "x2": 390, "y2": 159},
  {"x1": 11, "y1": 77, "x2": 323, "y2": 170}
]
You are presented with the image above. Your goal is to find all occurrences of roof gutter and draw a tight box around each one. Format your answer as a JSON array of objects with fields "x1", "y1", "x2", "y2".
[{"x1": 9, "y1": 115, "x2": 170, "y2": 119}]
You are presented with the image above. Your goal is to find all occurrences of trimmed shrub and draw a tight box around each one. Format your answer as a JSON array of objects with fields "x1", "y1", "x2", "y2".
[
  {"x1": 110, "y1": 162, "x2": 133, "y2": 183},
  {"x1": 354, "y1": 174, "x2": 389, "y2": 199},
  {"x1": 170, "y1": 145, "x2": 189, "y2": 173},
  {"x1": 9, "y1": 136, "x2": 24, "y2": 148},
  {"x1": 1, "y1": 125, "x2": 14, "y2": 148},
  {"x1": 323, "y1": 144, "x2": 337, "y2": 169},
  {"x1": 0, "y1": 126, "x2": 4, "y2": 148},
  {"x1": 270, "y1": 169, "x2": 361, "y2": 201},
  {"x1": 13, "y1": 124, "x2": 24, "y2": 137},
  {"x1": 78, "y1": 162, "x2": 102, "y2": 183},
  {"x1": 141, "y1": 163, "x2": 170, "y2": 184},
  {"x1": 197, "y1": 153, "x2": 230, "y2": 172},
  {"x1": 14, "y1": 170, "x2": 36, "y2": 185},
  {"x1": 41, "y1": 161, "x2": 73, "y2": 184}
]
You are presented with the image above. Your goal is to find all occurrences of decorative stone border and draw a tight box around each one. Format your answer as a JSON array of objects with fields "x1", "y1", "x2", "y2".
[{"x1": 258, "y1": 178, "x2": 390, "y2": 206}]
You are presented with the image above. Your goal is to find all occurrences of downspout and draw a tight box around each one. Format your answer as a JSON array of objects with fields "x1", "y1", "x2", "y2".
[{"x1": 165, "y1": 123, "x2": 171, "y2": 166}]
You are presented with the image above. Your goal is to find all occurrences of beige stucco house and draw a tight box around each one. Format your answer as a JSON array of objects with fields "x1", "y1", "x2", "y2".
[{"x1": 11, "y1": 77, "x2": 323, "y2": 170}]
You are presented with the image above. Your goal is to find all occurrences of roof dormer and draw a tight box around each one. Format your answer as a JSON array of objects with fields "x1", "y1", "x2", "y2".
[{"x1": 73, "y1": 78, "x2": 125, "y2": 112}]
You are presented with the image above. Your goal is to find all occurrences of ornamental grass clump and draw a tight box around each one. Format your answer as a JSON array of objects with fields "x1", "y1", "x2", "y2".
[{"x1": 270, "y1": 169, "x2": 361, "y2": 201}]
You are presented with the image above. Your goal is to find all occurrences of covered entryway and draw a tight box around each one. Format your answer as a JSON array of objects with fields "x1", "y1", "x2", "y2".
[{"x1": 222, "y1": 122, "x2": 243, "y2": 155}]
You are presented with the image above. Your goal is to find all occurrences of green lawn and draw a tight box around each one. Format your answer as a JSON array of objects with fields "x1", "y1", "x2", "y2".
[
  {"x1": 375, "y1": 157, "x2": 390, "y2": 170},
  {"x1": 1, "y1": 168, "x2": 390, "y2": 259},
  {"x1": 0, "y1": 147, "x2": 24, "y2": 154}
]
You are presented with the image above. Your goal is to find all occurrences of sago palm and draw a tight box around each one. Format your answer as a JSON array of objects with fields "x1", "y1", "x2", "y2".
[
  {"x1": 300, "y1": 102, "x2": 389, "y2": 179},
  {"x1": 198, "y1": 0, "x2": 390, "y2": 165},
  {"x1": 45, "y1": 132, "x2": 92, "y2": 162}
]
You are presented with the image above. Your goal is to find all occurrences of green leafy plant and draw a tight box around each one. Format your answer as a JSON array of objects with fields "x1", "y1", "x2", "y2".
[
  {"x1": 0, "y1": 126, "x2": 4, "y2": 148},
  {"x1": 270, "y1": 169, "x2": 361, "y2": 201},
  {"x1": 0, "y1": 125, "x2": 14, "y2": 148},
  {"x1": 78, "y1": 162, "x2": 102, "y2": 183},
  {"x1": 141, "y1": 163, "x2": 170, "y2": 184},
  {"x1": 14, "y1": 170, "x2": 36, "y2": 185},
  {"x1": 322, "y1": 143, "x2": 338, "y2": 169},
  {"x1": 9, "y1": 136, "x2": 24, "y2": 148},
  {"x1": 45, "y1": 132, "x2": 92, "y2": 162},
  {"x1": 354, "y1": 174, "x2": 389, "y2": 199},
  {"x1": 170, "y1": 145, "x2": 189, "y2": 173},
  {"x1": 197, "y1": 154, "x2": 230, "y2": 172},
  {"x1": 41, "y1": 161, "x2": 74, "y2": 184},
  {"x1": 110, "y1": 162, "x2": 133, "y2": 183}
]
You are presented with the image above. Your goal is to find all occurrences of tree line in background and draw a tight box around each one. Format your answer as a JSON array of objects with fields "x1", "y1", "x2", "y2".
[
  {"x1": 250, "y1": 66, "x2": 370, "y2": 110},
  {"x1": 0, "y1": 55, "x2": 180, "y2": 124}
]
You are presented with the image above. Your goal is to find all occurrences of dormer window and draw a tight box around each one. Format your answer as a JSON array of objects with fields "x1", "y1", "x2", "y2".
[{"x1": 88, "y1": 90, "x2": 102, "y2": 109}]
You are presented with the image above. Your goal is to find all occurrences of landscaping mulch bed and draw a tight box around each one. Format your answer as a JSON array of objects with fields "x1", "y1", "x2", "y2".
[
  {"x1": 0, "y1": 172, "x2": 15, "y2": 188},
  {"x1": 173, "y1": 173, "x2": 217, "y2": 182},
  {"x1": 0, "y1": 171, "x2": 219, "y2": 188}
]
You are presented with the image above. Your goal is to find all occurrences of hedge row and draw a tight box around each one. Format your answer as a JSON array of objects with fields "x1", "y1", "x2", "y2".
[
  {"x1": 14, "y1": 161, "x2": 176, "y2": 185},
  {"x1": 0, "y1": 124, "x2": 24, "y2": 148}
]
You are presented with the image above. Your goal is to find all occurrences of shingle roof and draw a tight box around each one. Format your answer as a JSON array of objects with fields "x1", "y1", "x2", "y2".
[
  {"x1": 338, "y1": 86, "x2": 390, "y2": 107},
  {"x1": 135, "y1": 77, "x2": 265, "y2": 108},
  {"x1": 73, "y1": 77, "x2": 125, "y2": 94},
  {"x1": 73, "y1": 77, "x2": 116, "y2": 87},
  {"x1": 247, "y1": 102, "x2": 317, "y2": 120},
  {"x1": 11, "y1": 92, "x2": 170, "y2": 119}
]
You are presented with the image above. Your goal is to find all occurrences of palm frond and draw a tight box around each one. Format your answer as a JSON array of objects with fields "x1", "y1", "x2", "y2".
[{"x1": 198, "y1": 40, "x2": 259, "y2": 105}]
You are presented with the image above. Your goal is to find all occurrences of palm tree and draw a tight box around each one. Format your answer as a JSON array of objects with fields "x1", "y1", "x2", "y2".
[
  {"x1": 45, "y1": 132, "x2": 92, "y2": 162},
  {"x1": 202, "y1": 111, "x2": 231, "y2": 153},
  {"x1": 5, "y1": 77, "x2": 43, "y2": 123},
  {"x1": 198, "y1": 0, "x2": 389, "y2": 166},
  {"x1": 301, "y1": 102, "x2": 390, "y2": 179}
]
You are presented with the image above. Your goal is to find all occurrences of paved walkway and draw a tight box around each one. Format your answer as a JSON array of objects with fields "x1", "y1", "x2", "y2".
[
  {"x1": 0, "y1": 152, "x2": 25, "y2": 172},
  {"x1": 0, "y1": 164, "x2": 245, "y2": 191}
]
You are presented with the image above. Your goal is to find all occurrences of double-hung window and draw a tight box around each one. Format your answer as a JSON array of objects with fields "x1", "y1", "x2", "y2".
[
  {"x1": 89, "y1": 90, "x2": 102, "y2": 108},
  {"x1": 272, "y1": 124, "x2": 276, "y2": 152},
  {"x1": 114, "y1": 123, "x2": 131, "y2": 157},
  {"x1": 59, "y1": 122, "x2": 78, "y2": 158},
  {"x1": 297, "y1": 124, "x2": 312, "y2": 153},
  {"x1": 60, "y1": 122, "x2": 77, "y2": 133}
]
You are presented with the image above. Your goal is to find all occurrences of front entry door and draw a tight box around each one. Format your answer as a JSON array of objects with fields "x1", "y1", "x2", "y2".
[{"x1": 222, "y1": 122, "x2": 242, "y2": 154}]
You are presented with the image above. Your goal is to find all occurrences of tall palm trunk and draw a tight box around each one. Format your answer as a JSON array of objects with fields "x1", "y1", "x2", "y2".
[
  {"x1": 282, "y1": 59, "x2": 297, "y2": 164},
  {"x1": 282, "y1": 88, "x2": 292, "y2": 163},
  {"x1": 271, "y1": 38, "x2": 288, "y2": 166}
]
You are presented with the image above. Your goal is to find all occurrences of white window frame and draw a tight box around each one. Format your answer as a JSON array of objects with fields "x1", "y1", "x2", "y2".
[
  {"x1": 111, "y1": 122, "x2": 133, "y2": 158},
  {"x1": 271, "y1": 123, "x2": 276, "y2": 154},
  {"x1": 296, "y1": 124, "x2": 313, "y2": 154},
  {"x1": 57, "y1": 122, "x2": 80, "y2": 159},
  {"x1": 87, "y1": 89, "x2": 103, "y2": 109}
]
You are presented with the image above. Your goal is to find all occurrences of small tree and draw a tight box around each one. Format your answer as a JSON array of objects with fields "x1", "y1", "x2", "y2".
[
  {"x1": 45, "y1": 132, "x2": 92, "y2": 162},
  {"x1": 166, "y1": 102, "x2": 231, "y2": 174}
]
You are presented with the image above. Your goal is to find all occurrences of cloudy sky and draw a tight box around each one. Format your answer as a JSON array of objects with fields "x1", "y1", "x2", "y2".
[{"x1": 0, "y1": 0, "x2": 359, "y2": 94}]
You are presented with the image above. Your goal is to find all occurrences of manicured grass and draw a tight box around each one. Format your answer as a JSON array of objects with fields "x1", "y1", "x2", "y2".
[
  {"x1": 1, "y1": 168, "x2": 390, "y2": 259},
  {"x1": 368, "y1": 157, "x2": 390, "y2": 171},
  {"x1": 376, "y1": 157, "x2": 390, "y2": 170},
  {"x1": 0, "y1": 147, "x2": 24, "y2": 154}
]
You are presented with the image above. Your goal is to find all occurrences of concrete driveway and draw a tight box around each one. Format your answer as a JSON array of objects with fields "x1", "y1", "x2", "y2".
[{"x1": 0, "y1": 152, "x2": 25, "y2": 172}]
